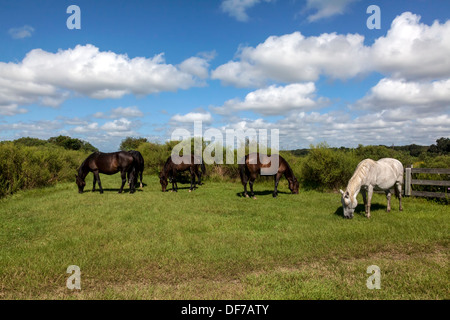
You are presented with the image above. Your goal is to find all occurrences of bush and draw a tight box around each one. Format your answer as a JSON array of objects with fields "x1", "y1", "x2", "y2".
[
  {"x1": 302, "y1": 143, "x2": 360, "y2": 191},
  {"x1": 0, "y1": 142, "x2": 89, "y2": 198}
]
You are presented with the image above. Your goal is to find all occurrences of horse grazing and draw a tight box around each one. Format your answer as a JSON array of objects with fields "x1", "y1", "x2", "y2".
[
  {"x1": 159, "y1": 154, "x2": 206, "y2": 192},
  {"x1": 127, "y1": 150, "x2": 144, "y2": 188},
  {"x1": 239, "y1": 153, "x2": 299, "y2": 199},
  {"x1": 76, "y1": 151, "x2": 137, "y2": 194},
  {"x1": 340, "y1": 158, "x2": 403, "y2": 219}
]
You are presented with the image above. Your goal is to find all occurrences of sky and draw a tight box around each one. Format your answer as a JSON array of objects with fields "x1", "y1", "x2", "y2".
[{"x1": 0, "y1": 0, "x2": 449, "y2": 151}]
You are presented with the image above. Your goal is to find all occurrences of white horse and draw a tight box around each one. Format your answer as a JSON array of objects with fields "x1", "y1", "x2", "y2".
[{"x1": 340, "y1": 158, "x2": 404, "y2": 219}]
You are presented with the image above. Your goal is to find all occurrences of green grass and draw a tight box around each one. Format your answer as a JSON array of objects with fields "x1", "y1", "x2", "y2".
[{"x1": 0, "y1": 174, "x2": 448, "y2": 299}]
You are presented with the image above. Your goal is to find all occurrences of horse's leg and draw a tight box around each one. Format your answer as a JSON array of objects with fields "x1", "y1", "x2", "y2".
[
  {"x1": 139, "y1": 169, "x2": 143, "y2": 189},
  {"x1": 249, "y1": 173, "x2": 257, "y2": 199},
  {"x1": 94, "y1": 171, "x2": 103, "y2": 194},
  {"x1": 361, "y1": 187, "x2": 368, "y2": 216},
  {"x1": 273, "y1": 172, "x2": 282, "y2": 198},
  {"x1": 172, "y1": 169, "x2": 178, "y2": 192},
  {"x1": 366, "y1": 185, "x2": 373, "y2": 218},
  {"x1": 395, "y1": 181, "x2": 403, "y2": 211},
  {"x1": 241, "y1": 169, "x2": 249, "y2": 198},
  {"x1": 92, "y1": 173, "x2": 97, "y2": 192},
  {"x1": 243, "y1": 177, "x2": 249, "y2": 198},
  {"x1": 385, "y1": 189, "x2": 392, "y2": 212},
  {"x1": 196, "y1": 166, "x2": 202, "y2": 185},
  {"x1": 189, "y1": 167, "x2": 195, "y2": 192},
  {"x1": 118, "y1": 170, "x2": 127, "y2": 193},
  {"x1": 129, "y1": 168, "x2": 136, "y2": 194}
]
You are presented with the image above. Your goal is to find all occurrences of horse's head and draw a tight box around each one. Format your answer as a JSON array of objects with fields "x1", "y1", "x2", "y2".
[
  {"x1": 289, "y1": 178, "x2": 299, "y2": 194},
  {"x1": 340, "y1": 189, "x2": 357, "y2": 219},
  {"x1": 159, "y1": 172, "x2": 168, "y2": 192},
  {"x1": 75, "y1": 174, "x2": 86, "y2": 193}
]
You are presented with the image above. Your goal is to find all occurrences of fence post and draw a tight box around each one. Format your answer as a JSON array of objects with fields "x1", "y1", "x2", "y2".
[{"x1": 404, "y1": 166, "x2": 412, "y2": 196}]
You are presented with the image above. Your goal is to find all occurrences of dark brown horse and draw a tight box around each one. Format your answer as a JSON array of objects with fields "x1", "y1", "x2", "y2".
[
  {"x1": 159, "y1": 154, "x2": 206, "y2": 192},
  {"x1": 76, "y1": 151, "x2": 137, "y2": 194},
  {"x1": 239, "y1": 153, "x2": 299, "y2": 198},
  {"x1": 127, "y1": 150, "x2": 144, "y2": 188}
]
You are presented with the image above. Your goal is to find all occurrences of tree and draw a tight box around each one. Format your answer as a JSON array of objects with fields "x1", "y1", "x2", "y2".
[
  {"x1": 48, "y1": 135, "x2": 98, "y2": 152},
  {"x1": 119, "y1": 137, "x2": 148, "y2": 151},
  {"x1": 428, "y1": 137, "x2": 450, "y2": 155}
]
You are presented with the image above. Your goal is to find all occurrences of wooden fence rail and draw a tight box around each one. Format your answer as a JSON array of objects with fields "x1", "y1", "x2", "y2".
[{"x1": 404, "y1": 167, "x2": 450, "y2": 198}]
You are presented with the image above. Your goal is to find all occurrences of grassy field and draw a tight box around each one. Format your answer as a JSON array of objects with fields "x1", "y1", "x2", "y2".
[{"x1": 0, "y1": 174, "x2": 448, "y2": 300}]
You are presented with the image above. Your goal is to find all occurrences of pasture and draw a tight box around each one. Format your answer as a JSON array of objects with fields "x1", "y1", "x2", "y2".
[{"x1": 0, "y1": 174, "x2": 448, "y2": 299}]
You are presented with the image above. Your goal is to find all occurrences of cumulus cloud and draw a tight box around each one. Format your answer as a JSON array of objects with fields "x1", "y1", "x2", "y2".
[
  {"x1": 221, "y1": 0, "x2": 273, "y2": 22},
  {"x1": 216, "y1": 108, "x2": 449, "y2": 150},
  {"x1": 213, "y1": 83, "x2": 327, "y2": 115},
  {"x1": 8, "y1": 25, "x2": 34, "y2": 39},
  {"x1": 0, "y1": 104, "x2": 27, "y2": 116},
  {"x1": 355, "y1": 78, "x2": 450, "y2": 115},
  {"x1": 212, "y1": 31, "x2": 371, "y2": 87},
  {"x1": 93, "y1": 106, "x2": 144, "y2": 119},
  {"x1": 0, "y1": 44, "x2": 209, "y2": 112},
  {"x1": 170, "y1": 112, "x2": 213, "y2": 124},
  {"x1": 371, "y1": 12, "x2": 450, "y2": 81},
  {"x1": 212, "y1": 12, "x2": 450, "y2": 87},
  {"x1": 305, "y1": 0, "x2": 359, "y2": 22}
]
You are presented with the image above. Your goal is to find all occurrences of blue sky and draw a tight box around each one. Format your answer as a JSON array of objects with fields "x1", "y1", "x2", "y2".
[{"x1": 1, "y1": 0, "x2": 449, "y2": 151}]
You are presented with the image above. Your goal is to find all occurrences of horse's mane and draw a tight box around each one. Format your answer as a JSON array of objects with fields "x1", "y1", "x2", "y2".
[
  {"x1": 160, "y1": 155, "x2": 173, "y2": 177},
  {"x1": 347, "y1": 159, "x2": 376, "y2": 194},
  {"x1": 78, "y1": 152, "x2": 99, "y2": 176},
  {"x1": 281, "y1": 155, "x2": 296, "y2": 181}
]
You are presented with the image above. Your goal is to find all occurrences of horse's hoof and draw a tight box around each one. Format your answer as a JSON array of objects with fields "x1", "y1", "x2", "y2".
[
  {"x1": 245, "y1": 194, "x2": 249, "y2": 198},
  {"x1": 189, "y1": 189, "x2": 192, "y2": 193},
  {"x1": 252, "y1": 196, "x2": 257, "y2": 200}
]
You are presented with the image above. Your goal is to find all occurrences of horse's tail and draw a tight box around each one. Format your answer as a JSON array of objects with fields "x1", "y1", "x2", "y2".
[{"x1": 239, "y1": 163, "x2": 247, "y2": 184}]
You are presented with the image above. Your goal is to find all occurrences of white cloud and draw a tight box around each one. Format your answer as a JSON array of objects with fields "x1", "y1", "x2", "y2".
[
  {"x1": 371, "y1": 12, "x2": 450, "y2": 80},
  {"x1": 73, "y1": 122, "x2": 99, "y2": 133},
  {"x1": 178, "y1": 57, "x2": 210, "y2": 79},
  {"x1": 8, "y1": 25, "x2": 34, "y2": 39},
  {"x1": 93, "y1": 106, "x2": 144, "y2": 119},
  {"x1": 221, "y1": 0, "x2": 273, "y2": 22},
  {"x1": 216, "y1": 109, "x2": 449, "y2": 150},
  {"x1": 212, "y1": 12, "x2": 450, "y2": 87},
  {"x1": 0, "y1": 104, "x2": 27, "y2": 116},
  {"x1": 0, "y1": 44, "x2": 209, "y2": 110},
  {"x1": 356, "y1": 78, "x2": 450, "y2": 115},
  {"x1": 212, "y1": 31, "x2": 371, "y2": 87},
  {"x1": 213, "y1": 83, "x2": 326, "y2": 115},
  {"x1": 101, "y1": 118, "x2": 134, "y2": 132},
  {"x1": 305, "y1": 0, "x2": 359, "y2": 22},
  {"x1": 170, "y1": 112, "x2": 213, "y2": 124}
]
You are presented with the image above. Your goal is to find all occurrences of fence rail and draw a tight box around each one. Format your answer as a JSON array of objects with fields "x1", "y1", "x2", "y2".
[{"x1": 404, "y1": 167, "x2": 450, "y2": 198}]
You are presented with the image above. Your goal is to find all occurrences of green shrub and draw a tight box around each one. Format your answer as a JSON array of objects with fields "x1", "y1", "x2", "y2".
[{"x1": 301, "y1": 143, "x2": 360, "y2": 191}]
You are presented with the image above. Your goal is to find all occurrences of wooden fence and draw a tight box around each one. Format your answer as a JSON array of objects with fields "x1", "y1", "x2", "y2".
[{"x1": 404, "y1": 167, "x2": 450, "y2": 198}]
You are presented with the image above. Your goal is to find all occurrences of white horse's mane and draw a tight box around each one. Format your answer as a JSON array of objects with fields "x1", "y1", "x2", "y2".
[{"x1": 346, "y1": 159, "x2": 376, "y2": 196}]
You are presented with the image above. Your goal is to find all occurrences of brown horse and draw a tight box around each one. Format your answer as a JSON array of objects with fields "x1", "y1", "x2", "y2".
[
  {"x1": 76, "y1": 151, "x2": 137, "y2": 194},
  {"x1": 159, "y1": 154, "x2": 206, "y2": 192},
  {"x1": 239, "y1": 153, "x2": 299, "y2": 198}
]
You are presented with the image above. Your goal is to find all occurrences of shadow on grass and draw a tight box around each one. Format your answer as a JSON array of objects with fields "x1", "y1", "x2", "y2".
[
  {"x1": 235, "y1": 190, "x2": 291, "y2": 198},
  {"x1": 333, "y1": 203, "x2": 387, "y2": 218},
  {"x1": 87, "y1": 188, "x2": 143, "y2": 194}
]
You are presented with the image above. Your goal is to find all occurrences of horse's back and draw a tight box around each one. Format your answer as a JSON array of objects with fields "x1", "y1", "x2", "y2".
[
  {"x1": 373, "y1": 158, "x2": 403, "y2": 188},
  {"x1": 377, "y1": 158, "x2": 403, "y2": 179}
]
